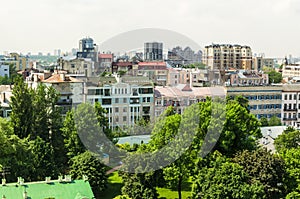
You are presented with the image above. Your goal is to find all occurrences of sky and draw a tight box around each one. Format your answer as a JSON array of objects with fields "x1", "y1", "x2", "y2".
[{"x1": 0, "y1": 0, "x2": 300, "y2": 57}]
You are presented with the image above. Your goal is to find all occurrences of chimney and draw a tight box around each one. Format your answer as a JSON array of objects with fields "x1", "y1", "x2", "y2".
[{"x1": 60, "y1": 73, "x2": 65, "y2": 81}]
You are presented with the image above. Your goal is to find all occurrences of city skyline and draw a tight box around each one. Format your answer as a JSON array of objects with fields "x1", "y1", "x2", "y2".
[{"x1": 0, "y1": 0, "x2": 299, "y2": 57}]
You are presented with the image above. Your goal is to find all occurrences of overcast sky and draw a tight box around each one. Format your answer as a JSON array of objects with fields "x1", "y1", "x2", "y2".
[{"x1": 0, "y1": 0, "x2": 299, "y2": 57}]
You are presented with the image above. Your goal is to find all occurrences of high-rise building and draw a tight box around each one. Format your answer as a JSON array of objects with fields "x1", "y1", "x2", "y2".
[
  {"x1": 202, "y1": 44, "x2": 252, "y2": 70},
  {"x1": 144, "y1": 42, "x2": 163, "y2": 61}
]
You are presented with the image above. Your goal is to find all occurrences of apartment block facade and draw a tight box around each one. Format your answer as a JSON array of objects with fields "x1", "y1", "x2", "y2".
[
  {"x1": 85, "y1": 76, "x2": 154, "y2": 130},
  {"x1": 202, "y1": 44, "x2": 252, "y2": 70},
  {"x1": 227, "y1": 86, "x2": 282, "y2": 119},
  {"x1": 281, "y1": 84, "x2": 300, "y2": 127}
]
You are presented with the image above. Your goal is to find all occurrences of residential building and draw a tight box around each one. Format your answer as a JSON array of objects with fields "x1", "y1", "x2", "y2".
[
  {"x1": 99, "y1": 53, "x2": 113, "y2": 72},
  {"x1": 167, "y1": 46, "x2": 203, "y2": 66},
  {"x1": 0, "y1": 64, "x2": 9, "y2": 77},
  {"x1": 0, "y1": 85, "x2": 12, "y2": 118},
  {"x1": 227, "y1": 86, "x2": 282, "y2": 119},
  {"x1": 282, "y1": 64, "x2": 300, "y2": 78},
  {"x1": 57, "y1": 56, "x2": 94, "y2": 77},
  {"x1": 42, "y1": 73, "x2": 84, "y2": 114},
  {"x1": 155, "y1": 85, "x2": 226, "y2": 117},
  {"x1": 202, "y1": 44, "x2": 252, "y2": 70},
  {"x1": 111, "y1": 61, "x2": 134, "y2": 74},
  {"x1": 281, "y1": 84, "x2": 300, "y2": 127},
  {"x1": 253, "y1": 56, "x2": 275, "y2": 71},
  {"x1": 0, "y1": 177, "x2": 94, "y2": 198},
  {"x1": 225, "y1": 70, "x2": 269, "y2": 86},
  {"x1": 144, "y1": 42, "x2": 163, "y2": 61},
  {"x1": 85, "y1": 76, "x2": 154, "y2": 130},
  {"x1": 133, "y1": 62, "x2": 168, "y2": 86},
  {"x1": 259, "y1": 126, "x2": 287, "y2": 152},
  {"x1": 0, "y1": 53, "x2": 28, "y2": 71}
]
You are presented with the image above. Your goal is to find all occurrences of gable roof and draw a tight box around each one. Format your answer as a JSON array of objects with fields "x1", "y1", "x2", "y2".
[{"x1": 0, "y1": 180, "x2": 94, "y2": 199}]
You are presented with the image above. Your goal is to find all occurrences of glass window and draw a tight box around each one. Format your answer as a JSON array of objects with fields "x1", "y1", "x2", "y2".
[{"x1": 115, "y1": 107, "x2": 119, "y2": 113}]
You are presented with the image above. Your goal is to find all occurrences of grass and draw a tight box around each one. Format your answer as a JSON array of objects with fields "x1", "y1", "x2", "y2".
[
  {"x1": 99, "y1": 172, "x2": 192, "y2": 199},
  {"x1": 157, "y1": 188, "x2": 191, "y2": 199},
  {"x1": 99, "y1": 172, "x2": 123, "y2": 199}
]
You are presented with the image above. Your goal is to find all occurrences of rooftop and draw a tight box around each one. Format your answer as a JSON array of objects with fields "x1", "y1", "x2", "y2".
[
  {"x1": 0, "y1": 179, "x2": 94, "y2": 199},
  {"x1": 42, "y1": 74, "x2": 83, "y2": 83}
]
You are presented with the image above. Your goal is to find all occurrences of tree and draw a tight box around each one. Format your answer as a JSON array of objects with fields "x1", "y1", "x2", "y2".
[
  {"x1": 61, "y1": 110, "x2": 85, "y2": 159},
  {"x1": 10, "y1": 76, "x2": 34, "y2": 139},
  {"x1": 269, "y1": 115, "x2": 282, "y2": 126},
  {"x1": 217, "y1": 99, "x2": 262, "y2": 156},
  {"x1": 260, "y1": 117, "x2": 269, "y2": 126},
  {"x1": 192, "y1": 152, "x2": 266, "y2": 199},
  {"x1": 95, "y1": 102, "x2": 114, "y2": 141},
  {"x1": 70, "y1": 151, "x2": 107, "y2": 195},
  {"x1": 267, "y1": 70, "x2": 282, "y2": 84},
  {"x1": 27, "y1": 136, "x2": 58, "y2": 181},
  {"x1": 233, "y1": 148, "x2": 290, "y2": 198},
  {"x1": 275, "y1": 127, "x2": 300, "y2": 152}
]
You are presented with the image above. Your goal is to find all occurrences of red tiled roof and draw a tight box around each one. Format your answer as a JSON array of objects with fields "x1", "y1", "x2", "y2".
[
  {"x1": 99, "y1": 54, "x2": 113, "y2": 59},
  {"x1": 42, "y1": 74, "x2": 82, "y2": 83},
  {"x1": 138, "y1": 62, "x2": 166, "y2": 66}
]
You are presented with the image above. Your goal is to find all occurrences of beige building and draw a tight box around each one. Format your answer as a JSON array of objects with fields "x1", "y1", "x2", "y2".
[
  {"x1": 282, "y1": 64, "x2": 300, "y2": 78},
  {"x1": 0, "y1": 85, "x2": 13, "y2": 117},
  {"x1": 57, "y1": 56, "x2": 94, "y2": 77},
  {"x1": 0, "y1": 53, "x2": 28, "y2": 71},
  {"x1": 202, "y1": 44, "x2": 252, "y2": 70},
  {"x1": 155, "y1": 85, "x2": 226, "y2": 117},
  {"x1": 227, "y1": 86, "x2": 282, "y2": 120}
]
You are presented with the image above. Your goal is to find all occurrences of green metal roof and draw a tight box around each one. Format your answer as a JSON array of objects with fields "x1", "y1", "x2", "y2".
[{"x1": 0, "y1": 180, "x2": 95, "y2": 199}]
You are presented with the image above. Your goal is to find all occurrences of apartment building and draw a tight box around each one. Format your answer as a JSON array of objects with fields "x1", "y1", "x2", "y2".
[
  {"x1": 99, "y1": 53, "x2": 113, "y2": 72},
  {"x1": 0, "y1": 85, "x2": 12, "y2": 117},
  {"x1": 226, "y1": 70, "x2": 269, "y2": 86},
  {"x1": 202, "y1": 44, "x2": 252, "y2": 70},
  {"x1": 85, "y1": 76, "x2": 154, "y2": 130},
  {"x1": 0, "y1": 64, "x2": 9, "y2": 77},
  {"x1": 227, "y1": 86, "x2": 282, "y2": 119},
  {"x1": 282, "y1": 64, "x2": 300, "y2": 78},
  {"x1": 57, "y1": 56, "x2": 94, "y2": 77},
  {"x1": 0, "y1": 53, "x2": 28, "y2": 71},
  {"x1": 281, "y1": 84, "x2": 300, "y2": 127},
  {"x1": 155, "y1": 85, "x2": 226, "y2": 117}
]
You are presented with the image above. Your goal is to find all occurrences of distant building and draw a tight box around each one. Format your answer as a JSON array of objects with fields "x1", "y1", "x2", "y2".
[
  {"x1": 225, "y1": 70, "x2": 269, "y2": 86},
  {"x1": 0, "y1": 64, "x2": 9, "y2": 77},
  {"x1": 76, "y1": 37, "x2": 98, "y2": 71},
  {"x1": 134, "y1": 62, "x2": 168, "y2": 86},
  {"x1": 282, "y1": 64, "x2": 300, "y2": 78},
  {"x1": 167, "y1": 46, "x2": 202, "y2": 66},
  {"x1": 99, "y1": 53, "x2": 113, "y2": 72},
  {"x1": 144, "y1": 42, "x2": 163, "y2": 61},
  {"x1": 202, "y1": 44, "x2": 252, "y2": 70},
  {"x1": 57, "y1": 56, "x2": 94, "y2": 77},
  {"x1": 0, "y1": 53, "x2": 28, "y2": 71}
]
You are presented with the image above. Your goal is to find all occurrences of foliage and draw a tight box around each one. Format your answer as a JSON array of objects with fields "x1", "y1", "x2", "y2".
[
  {"x1": 70, "y1": 151, "x2": 108, "y2": 194},
  {"x1": 192, "y1": 152, "x2": 266, "y2": 199},
  {"x1": 120, "y1": 172, "x2": 159, "y2": 199},
  {"x1": 61, "y1": 110, "x2": 85, "y2": 159},
  {"x1": 275, "y1": 127, "x2": 300, "y2": 152},
  {"x1": 260, "y1": 117, "x2": 269, "y2": 127},
  {"x1": 233, "y1": 148, "x2": 290, "y2": 198},
  {"x1": 267, "y1": 70, "x2": 282, "y2": 83},
  {"x1": 269, "y1": 115, "x2": 282, "y2": 126}
]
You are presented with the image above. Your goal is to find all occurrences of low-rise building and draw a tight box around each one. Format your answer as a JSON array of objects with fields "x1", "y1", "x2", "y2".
[
  {"x1": 0, "y1": 85, "x2": 12, "y2": 118},
  {"x1": 227, "y1": 86, "x2": 282, "y2": 119},
  {"x1": 226, "y1": 70, "x2": 269, "y2": 86},
  {"x1": 155, "y1": 85, "x2": 226, "y2": 117},
  {"x1": 0, "y1": 64, "x2": 9, "y2": 77}
]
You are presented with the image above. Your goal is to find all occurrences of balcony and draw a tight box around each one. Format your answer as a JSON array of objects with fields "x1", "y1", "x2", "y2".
[
  {"x1": 57, "y1": 99, "x2": 72, "y2": 105},
  {"x1": 283, "y1": 117, "x2": 297, "y2": 121},
  {"x1": 283, "y1": 108, "x2": 297, "y2": 111}
]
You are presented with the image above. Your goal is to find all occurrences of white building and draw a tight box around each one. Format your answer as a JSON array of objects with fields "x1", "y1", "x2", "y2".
[
  {"x1": 281, "y1": 84, "x2": 300, "y2": 127},
  {"x1": 0, "y1": 64, "x2": 9, "y2": 77},
  {"x1": 85, "y1": 76, "x2": 155, "y2": 130}
]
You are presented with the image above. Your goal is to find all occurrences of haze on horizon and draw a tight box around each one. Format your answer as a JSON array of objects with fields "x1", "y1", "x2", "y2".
[{"x1": 0, "y1": 0, "x2": 299, "y2": 58}]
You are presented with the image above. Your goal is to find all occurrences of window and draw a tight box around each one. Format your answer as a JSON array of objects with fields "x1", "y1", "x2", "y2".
[
  {"x1": 123, "y1": 98, "x2": 127, "y2": 103},
  {"x1": 295, "y1": 94, "x2": 297, "y2": 100},
  {"x1": 290, "y1": 94, "x2": 292, "y2": 100},
  {"x1": 123, "y1": 116, "x2": 127, "y2": 122},
  {"x1": 115, "y1": 117, "x2": 119, "y2": 123},
  {"x1": 102, "y1": 99, "x2": 111, "y2": 105},
  {"x1": 123, "y1": 107, "x2": 127, "y2": 112},
  {"x1": 115, "y1": 98, "x2": 119, "y2": 103},
  {"x1": 115, "y1": 107, "x2": 119, "y2": 113}
]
